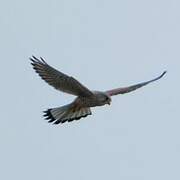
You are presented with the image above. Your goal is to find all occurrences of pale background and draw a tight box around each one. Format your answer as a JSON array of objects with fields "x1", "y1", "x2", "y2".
[{"x1": 0, "y1": 0, "x2": 179, "y2": 179}]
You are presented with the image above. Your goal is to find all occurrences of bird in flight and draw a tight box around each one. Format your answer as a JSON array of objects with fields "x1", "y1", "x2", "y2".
[{"x1": 30, "y1": 56, "x2": 166, "y2": 124}]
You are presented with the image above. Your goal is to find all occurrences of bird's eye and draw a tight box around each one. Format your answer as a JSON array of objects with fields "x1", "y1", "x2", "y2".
[{"x1": 104, "y1": 97, "x2": 109, "y2": 101}]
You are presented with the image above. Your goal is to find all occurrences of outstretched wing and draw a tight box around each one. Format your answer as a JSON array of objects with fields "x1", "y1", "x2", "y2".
[
  {"x1": 106, "y1": 71, "x2": 166, "y2": 96},
  {"x1": 30, "y1": 56, "x2": 94, "y2": 97}
]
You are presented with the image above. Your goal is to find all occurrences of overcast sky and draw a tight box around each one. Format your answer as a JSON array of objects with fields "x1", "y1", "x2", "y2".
[{"x1": 0, "y1": 0, "x2": 179, "y2": 179}]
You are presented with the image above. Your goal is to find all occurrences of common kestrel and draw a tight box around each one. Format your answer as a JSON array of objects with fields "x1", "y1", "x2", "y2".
[{"x1": 30, "y1": 56, "x2": 166, "y2": 124}]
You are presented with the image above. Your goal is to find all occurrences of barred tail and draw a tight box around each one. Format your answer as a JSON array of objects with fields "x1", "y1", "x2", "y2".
[{"x1": 43, "y1": 104, "x2": 92, "y2": 124}]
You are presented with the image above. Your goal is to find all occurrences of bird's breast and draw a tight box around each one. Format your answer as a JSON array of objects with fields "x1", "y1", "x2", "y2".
[{"x1": 74, "y1": 96, "x2": 100, "y2": 108}]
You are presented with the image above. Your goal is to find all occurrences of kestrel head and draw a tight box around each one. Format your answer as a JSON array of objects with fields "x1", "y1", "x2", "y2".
[{"x1": 94, "y1": 91, "x2": 112, "y2": 106}]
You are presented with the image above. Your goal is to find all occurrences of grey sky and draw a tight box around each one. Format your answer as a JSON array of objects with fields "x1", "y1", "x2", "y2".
[{"x1": 0, "y1": 0, "x2": 179, "y2": 179}]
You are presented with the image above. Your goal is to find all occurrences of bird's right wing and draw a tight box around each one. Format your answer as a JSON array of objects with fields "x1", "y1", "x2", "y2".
[
  {"x1": 106, "y1": 71, "x2": 166, "y2": 96},
  {"x1": 30, "y1": 56, "x2": 94, "y2": 97}
]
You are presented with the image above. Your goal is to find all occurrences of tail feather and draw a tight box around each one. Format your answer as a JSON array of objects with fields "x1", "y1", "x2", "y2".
[{"x1": 43, "y1": 104, "x2": 92, "y2": 124}]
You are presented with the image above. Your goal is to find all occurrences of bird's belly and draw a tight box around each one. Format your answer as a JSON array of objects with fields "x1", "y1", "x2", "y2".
[{"x1": 74, "y1": 97, "x2": 101, "y2": 108}]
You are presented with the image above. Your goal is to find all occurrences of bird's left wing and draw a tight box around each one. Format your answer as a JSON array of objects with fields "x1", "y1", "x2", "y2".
[
  {"x1": 30, "y1": 56, "x2": 94, "y2": 97},
  {"x1": 106, "y1": 71, "x2": 166, "y2": 96}
]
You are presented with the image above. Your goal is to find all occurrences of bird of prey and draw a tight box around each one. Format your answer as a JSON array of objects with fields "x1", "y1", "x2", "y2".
[{"x1": 30, "y1": 56, "x2": 166, "y2": 124}]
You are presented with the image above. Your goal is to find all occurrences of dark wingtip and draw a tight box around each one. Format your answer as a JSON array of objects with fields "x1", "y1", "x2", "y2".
[
  {"x1": 43, "y1": 109, "x2": 56, "y2": 122},
  {"x1": 40, "y1": 57, "x2": 47, "y2": 64},
  {"x1": 29, "y1": 56, "x2": 35, "y2": 63},
  {"x1": 159, "y1": 71, "x2": 167, "y2": 79},
  {"x1": 29, "y1": 55, "x2": 47, "y2": 64},
  {"x1": 32, "y1": 55, "x2": 39, "y2": 61},
  {"x1": 162, "y1": 70, "x2": 167, "y2": 76},
  {"x1": 29, "y1": 55, "x2": 38, "y2": 65}
]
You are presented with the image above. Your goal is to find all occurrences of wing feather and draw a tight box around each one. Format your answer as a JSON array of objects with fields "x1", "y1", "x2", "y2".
[
  {"x1": 30, "y1": 56, "x2": 93, "y2": 97},
  {"x1": 106, "y1": 71, "x2": 167, "y2": 96}
]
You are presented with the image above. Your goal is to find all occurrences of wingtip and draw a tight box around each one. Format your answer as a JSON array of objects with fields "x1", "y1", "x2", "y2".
[
  {"x1": 163, "y1": 70, "x2": 167, "y2": 74},
  {"x1": 43, "y1": 109, "x2": 56, "y2": 122},
  {"x1": 29, "y1": 55, "x2": 47, "y2": 64},
  {"x1": 160, "y1": 70, "x2": 167, "y2": 78},
  {"x1": 40, "y1": 57, "x2": 46, "y2": 64},
  {"x1": 32, "y1": 55, "x2": 38, "y2": 60},
  {"x1": 29, "y1": 56, "x2": 34, "y2": 62},
  {"x1": 29, "y1": 55, "x2": 38, "y2": 63}
]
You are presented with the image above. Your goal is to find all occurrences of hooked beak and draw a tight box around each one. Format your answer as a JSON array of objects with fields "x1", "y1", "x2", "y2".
[{"x1": 107, "y1": 101, "x2": 111, "y2": 105}]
